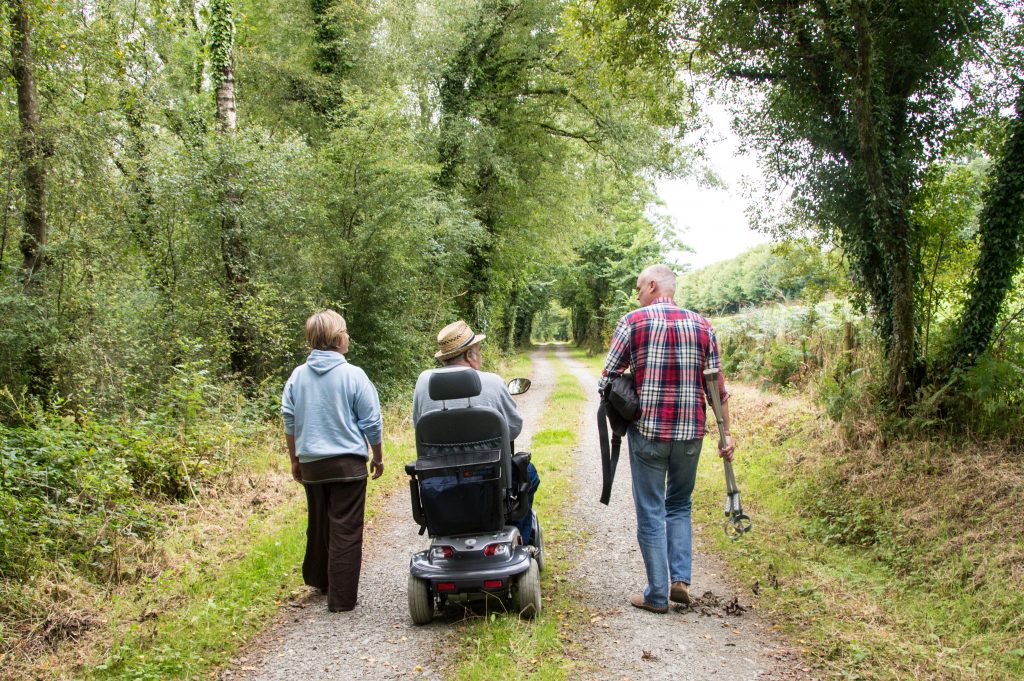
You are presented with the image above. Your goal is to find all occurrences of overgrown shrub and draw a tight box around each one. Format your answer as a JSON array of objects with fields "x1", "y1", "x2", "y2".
[{"x1": 0, "y1": 363, "x2": 265, "y2": 583}]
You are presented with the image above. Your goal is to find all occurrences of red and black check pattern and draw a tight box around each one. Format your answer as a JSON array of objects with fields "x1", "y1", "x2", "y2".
[{"x1": 599, "y1": 297, "x2": 729, "y2": 442}]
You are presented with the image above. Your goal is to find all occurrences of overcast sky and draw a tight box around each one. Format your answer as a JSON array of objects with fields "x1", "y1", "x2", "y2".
[{"x1": 655, "y1": 104, "x2": 773, "y2": 272}]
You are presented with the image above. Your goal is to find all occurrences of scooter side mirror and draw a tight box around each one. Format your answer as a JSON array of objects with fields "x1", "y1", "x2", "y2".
[{"x1": 507, "y1": 377, "x2": 531, "y2": 395}]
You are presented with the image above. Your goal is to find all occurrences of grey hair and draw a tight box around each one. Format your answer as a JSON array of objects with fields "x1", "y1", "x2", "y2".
[
  {"x1": 442, "y1": 343, "x2": 481, "y2": 366},
  {"x1": 640, "y1": 263, "x2": 677, "y2": 295}
]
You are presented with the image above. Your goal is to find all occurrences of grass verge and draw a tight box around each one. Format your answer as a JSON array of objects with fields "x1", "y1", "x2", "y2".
[
  {"x1": 692, "y1": 386, "x2": 1024, "y2": 680},
  {"x1": 4, "y1": 401, "x2": 415, "y2": 680},
  {"x1": 450, "y1": 347, "x2": 589, "y2": 680},
  {"x1": 86, "y1": 405, "x2": 417, "y2": 681}
]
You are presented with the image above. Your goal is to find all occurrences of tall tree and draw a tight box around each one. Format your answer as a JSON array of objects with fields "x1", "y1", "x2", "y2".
[
  {"x1": 948, "y1": 87, "x2": 1024, "y2": 368},
  {"x1": 610, "y1": 0, "x2": 1010, "y2": 404},
  {"x1": 211, "y1": 0, "x2": 256, "y2": 379},
  {"x1": 430, "y1": 0, "x2": 687, "y2": 346},
  {"x1": 9, "y1": 0, "x2": 49, "y2": 287}
]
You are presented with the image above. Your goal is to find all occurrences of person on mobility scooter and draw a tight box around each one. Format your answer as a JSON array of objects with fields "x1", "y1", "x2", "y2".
[{"x1": 405, "y1": 321, "x2": 542, "y2": 624}]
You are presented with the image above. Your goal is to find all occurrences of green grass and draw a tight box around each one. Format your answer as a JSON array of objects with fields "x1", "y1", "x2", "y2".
[
  {"x1": 567, "y1": 346, "x2": 605, "y2": 374},
  {"x1": 91, "y1": 500, "x2": 307, "y2": 679},
  {"x1": 450, "y1": 348, "x2": 589, "y2": 680}
]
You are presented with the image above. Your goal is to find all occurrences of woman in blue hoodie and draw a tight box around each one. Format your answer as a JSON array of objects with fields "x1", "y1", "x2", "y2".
[{"x1": 281, "y1": 310, "x2": 384, "y2": 612}]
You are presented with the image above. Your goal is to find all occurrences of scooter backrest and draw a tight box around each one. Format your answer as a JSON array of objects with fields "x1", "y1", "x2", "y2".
[
  {"x1": 414, "y1": 403, "x2": 511, "y2": 536},
  {"x1": 428, "y1": 367, "x2": 482, "y2": 401}
]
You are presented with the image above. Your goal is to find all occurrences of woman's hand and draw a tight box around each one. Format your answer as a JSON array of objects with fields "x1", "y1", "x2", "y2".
[
  {"x1": 291, "y1": 458, "x2": 303, "y2": 483},
  {"x1": 369, "y1": 443, "x2": 384, "y2": 480}
]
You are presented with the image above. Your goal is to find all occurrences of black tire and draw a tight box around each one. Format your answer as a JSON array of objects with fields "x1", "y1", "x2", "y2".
[
  {"x1": 408, "y1": 574, "x2": 434, "y2": 625},
  {"x1": 514, "y1": 558, "x2": 541, "y2": 619},
  {"x1": 532, "y1": 516, "x2": 545, "y2": 573}
]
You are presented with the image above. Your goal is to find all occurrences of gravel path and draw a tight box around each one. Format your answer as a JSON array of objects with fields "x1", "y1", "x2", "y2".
[
  {"x1": 225, "y1": 351, "x2": 555, "y2": 680},
  {"x1": 556, "y1": 346, "x2": 805, "y2": 680}
]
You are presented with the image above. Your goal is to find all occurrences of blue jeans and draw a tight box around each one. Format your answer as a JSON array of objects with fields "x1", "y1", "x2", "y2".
[
  {"x1": 627, "y1": 426, "x2": 702, "y2": 607},
  {"x1": 513, "y1": 462, "x2": 541, "y2": 546}
]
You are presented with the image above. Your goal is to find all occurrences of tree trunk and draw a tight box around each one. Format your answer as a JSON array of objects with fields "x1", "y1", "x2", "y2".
[
  {"x1": 850, "y1": 1, "x2": 917, "y2": 405},
  {"x1": 215, "y1": 55, "x2": 237, "y2": 133},
  {"x1": 10, "y1": 0, "x2": 48, "y2": 286},
  {"x1": 10, "y1": 0, "x2": 54, "y2": 395},
  {"x1": 212, "y1": 0, "x2": 256, "y2": 380},
  {"x1": 948, "y1": 87, "x2": 1024, "y2": 368}
]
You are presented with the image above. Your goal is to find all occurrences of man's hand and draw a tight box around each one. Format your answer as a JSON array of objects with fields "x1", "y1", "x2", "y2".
[
  {"x1": 718, "y1": 434, "x2": 736, "y2": 463},
  {"x1": 291, "y1": 458, "x2": 303, "y2": 483}
]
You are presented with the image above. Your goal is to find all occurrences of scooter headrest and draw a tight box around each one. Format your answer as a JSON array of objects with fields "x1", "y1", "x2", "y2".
[{"x1": 428, "y1": 367, "x2": 482, "y2": 401}]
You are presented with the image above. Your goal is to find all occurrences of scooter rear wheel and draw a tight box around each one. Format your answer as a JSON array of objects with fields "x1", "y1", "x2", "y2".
[
  {"x1": 513, "y1": 558, "x2": 541, "y2": 619},
  {"x1": 532, "y1": 516, "x2": 545, "y2": 573},
  {"x1": 408, "y1": 574, "x2": 434, "y2": 625}
]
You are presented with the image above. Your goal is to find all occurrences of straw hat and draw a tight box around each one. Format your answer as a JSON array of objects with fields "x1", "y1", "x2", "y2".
[{"x1": 435, "y1": 320, "x2": 486, "y2": 360}]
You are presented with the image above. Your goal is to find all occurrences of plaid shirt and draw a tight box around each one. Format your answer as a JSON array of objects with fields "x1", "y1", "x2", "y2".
[{"x1": 599, "y1": 297, "x2": 729, "y2": 442}]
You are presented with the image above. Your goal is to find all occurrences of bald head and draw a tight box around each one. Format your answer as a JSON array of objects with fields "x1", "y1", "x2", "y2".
[{"x1": 639, "y1": 264, "x2": 677, "y2": 297}]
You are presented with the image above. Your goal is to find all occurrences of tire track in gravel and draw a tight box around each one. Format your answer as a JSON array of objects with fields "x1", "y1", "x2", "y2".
[
  {"x1": 225, "y1": 348, "x2": 556, "y2": 680},
  {"x1": 557, "y1": 346, "x2": 807, "y2": 681}
]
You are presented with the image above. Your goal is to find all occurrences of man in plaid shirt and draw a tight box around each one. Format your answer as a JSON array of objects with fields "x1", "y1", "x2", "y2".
[{"x1": 600, "y1": 264, "x2": 736, "y2": 614}]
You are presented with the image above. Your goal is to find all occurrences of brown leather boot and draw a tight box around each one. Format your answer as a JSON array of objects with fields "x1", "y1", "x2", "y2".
[
  {"x1": 629, "y1": 593, "x2": 668, "y2": 614},
  {"x1": 670, "y1": 581, "x2": 690, "y2": 605}
]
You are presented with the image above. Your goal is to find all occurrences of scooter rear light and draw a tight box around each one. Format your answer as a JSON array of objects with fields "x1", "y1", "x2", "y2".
[
  {"x1": 483, "y1": 542, "x2": 511, "y2": 557},
  {"x1": 436, "y1": 582, "x2": 456, "y2": 592},
  {"x1": 431, "y1": 545, "x2": 454, "y2": 560},
  {"x1": 483, "y1": 579, "x2": 503, "y2": 589}
]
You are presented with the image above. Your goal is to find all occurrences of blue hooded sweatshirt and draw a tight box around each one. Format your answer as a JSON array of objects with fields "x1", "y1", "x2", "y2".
[{"x1": 281, "y1": 350, "x2": 383, "y2": 463}]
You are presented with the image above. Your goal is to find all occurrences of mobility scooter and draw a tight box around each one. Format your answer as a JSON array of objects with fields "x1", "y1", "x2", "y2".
[{"x1": 404, "y1": 367, "x2": 543, "y2": 624}]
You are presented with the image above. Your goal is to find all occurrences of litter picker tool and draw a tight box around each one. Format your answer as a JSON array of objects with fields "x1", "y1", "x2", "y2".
[{"x1": 704, "y1": 368, "x2": 752, "y2": 540}]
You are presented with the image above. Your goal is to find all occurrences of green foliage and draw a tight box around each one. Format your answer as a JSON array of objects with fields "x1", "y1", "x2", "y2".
[
  {"x1": 713, "y1": 300, "x2": 874, "y2": 403},
  {"x1": 0, "y1": 363, "x2": 261, "y2": 582},
  {"x1": 209, "y1": 0, "x2": 235, "y2": 90},
  {"x1": 676, "y1": 241, "x2": 846, "y2": 314},
  {"x1": 532, "y1": 301, "x2": 571, "y2": 342}
]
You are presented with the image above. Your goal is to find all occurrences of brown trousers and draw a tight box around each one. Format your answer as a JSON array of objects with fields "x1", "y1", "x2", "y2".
[{"x1": 302, "y1": 478, "x2": 367, "y2": 611}]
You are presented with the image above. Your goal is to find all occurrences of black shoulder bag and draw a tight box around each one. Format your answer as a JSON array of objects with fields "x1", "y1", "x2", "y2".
[{"x1": 598, "y1": 373, "x2": 639, "y2": 505}]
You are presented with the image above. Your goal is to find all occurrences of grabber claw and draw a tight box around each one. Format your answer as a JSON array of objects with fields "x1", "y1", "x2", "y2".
[{"x1": 705, "y1": 368, "x2": 753, "y2": 539}]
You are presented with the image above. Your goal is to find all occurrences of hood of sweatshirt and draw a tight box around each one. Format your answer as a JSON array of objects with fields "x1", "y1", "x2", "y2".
[{"x1": 305, "y1": 349, "x2": 347, "y2": 375}]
